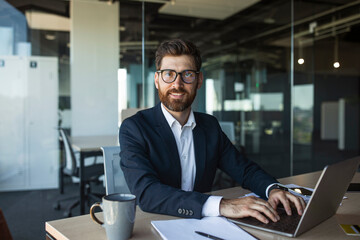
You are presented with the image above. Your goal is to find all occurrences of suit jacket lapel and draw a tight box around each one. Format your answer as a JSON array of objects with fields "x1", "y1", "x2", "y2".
[
  {"x1": 154, "y1": 103, "x2": 182, "y2": 187},
  {"x1": 193, "y1": 115, "x2": 206, "y2": 191}
]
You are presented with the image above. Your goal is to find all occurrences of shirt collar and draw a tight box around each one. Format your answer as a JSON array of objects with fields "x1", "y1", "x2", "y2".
[{"x1": 161, "y1": 103, "x2": 196, "y2": 130}]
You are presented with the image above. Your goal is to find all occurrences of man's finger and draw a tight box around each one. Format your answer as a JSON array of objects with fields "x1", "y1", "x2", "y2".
[
  {"x1": 220, "y1": 197, "x2": 278, "y2": 223},
  {"x1": 300, "y1": 197, "x2": 306, "y2": 209},
  {"x1": 246, "y1": 209, "x2": 269, "y2": 224},
  {"x1": 277, "y1": 193, "x2": 292, "y2": 215},
  {"x1": 256, "y1": 200, "x2": 280, "y2": 219},
  {"x1": 251, "y1": 202, "x2": 279, "y2": 222},
  {"x1": 285, "y1": 193, "x2": 306, "y2": 215},
  {"x1": 267, "y1": 197, "x2": 279, "y2": 210},
  {"x1": 268, "y1": 189, "x2": 307, "y2": 217}
]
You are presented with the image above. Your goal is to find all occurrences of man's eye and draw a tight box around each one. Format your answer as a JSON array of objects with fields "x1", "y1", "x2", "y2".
[
  {"x1": 164, "y1": 71, "x2": 174, "y2": 77},
  {"x1": 184, "y1": 72, "x2": 193, "y2": 78}
]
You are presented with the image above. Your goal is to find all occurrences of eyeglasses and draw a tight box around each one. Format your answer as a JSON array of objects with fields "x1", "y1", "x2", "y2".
[{"x1": 156, "y1": 69, "x2": 199, "y2": 84}]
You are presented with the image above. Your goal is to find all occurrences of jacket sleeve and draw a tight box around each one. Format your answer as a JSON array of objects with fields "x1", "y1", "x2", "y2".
[{"x1": 119, "y1": 118, "x2": 209, "y2": 219}]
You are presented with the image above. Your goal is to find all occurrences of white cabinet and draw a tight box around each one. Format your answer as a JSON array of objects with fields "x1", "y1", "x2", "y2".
[{"x1": 0, "y1": 56, "x2": 59, "y2": 191}]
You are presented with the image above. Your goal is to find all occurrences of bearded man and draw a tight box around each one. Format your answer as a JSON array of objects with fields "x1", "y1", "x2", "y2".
[{"x1": 119, "y1": 39, "x2": 305, "y2": 223}]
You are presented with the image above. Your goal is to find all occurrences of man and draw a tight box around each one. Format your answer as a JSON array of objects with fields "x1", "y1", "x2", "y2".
[{"x1": 120, "y1": 39, "x2": 305, "y2": 224}]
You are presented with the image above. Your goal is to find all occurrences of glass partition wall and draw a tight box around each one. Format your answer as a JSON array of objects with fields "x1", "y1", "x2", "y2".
[
  {"x1": 120, "y1": 0, "x2": 360, "y2": 178},
  {"x1": 0, "y1": 1, "x2": 66, "y2": 190},
  {"x1": 293, "y1": 0, "x2": 360, "y2": 175},
  {"x1": 199, "y1": 4, "x2": 294, "y2": 178},
  {"x1": 1, "y1": 0, "x2": 359, "y2": 188}
]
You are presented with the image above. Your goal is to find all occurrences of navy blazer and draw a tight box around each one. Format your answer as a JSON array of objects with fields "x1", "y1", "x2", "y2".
[{"x1": 119, "y1": 103, "x2": 277, "y2": 219}]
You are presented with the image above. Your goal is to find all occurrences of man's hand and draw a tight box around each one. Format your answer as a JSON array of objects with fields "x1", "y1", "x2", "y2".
[
  {"x1": 219, "y1": 196, "x2": 280, "y2": 224},
  {"x1": 219, "y1": 190, "x2": 306, "y2": 224},
  {"x1": 268, "y1": 189, "x2": 306, "y2": 216}
]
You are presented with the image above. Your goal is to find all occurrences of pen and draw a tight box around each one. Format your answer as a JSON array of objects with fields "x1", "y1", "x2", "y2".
[{"x1": 195, "y1": 231, "x2": 225, "y2": 240}]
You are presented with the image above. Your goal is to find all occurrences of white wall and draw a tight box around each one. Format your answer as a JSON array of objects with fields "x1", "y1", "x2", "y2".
[{"x1": 70, "y1": 0, "x2": 119, "y2": 136}]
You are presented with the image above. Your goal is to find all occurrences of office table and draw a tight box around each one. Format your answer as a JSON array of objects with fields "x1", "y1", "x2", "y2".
[
  {"x1": 71, "y1": 135, "x2": 118, "y2": 215},
  {"x1": 46, "y1": 171, "x2": 360, "y2": 240}
]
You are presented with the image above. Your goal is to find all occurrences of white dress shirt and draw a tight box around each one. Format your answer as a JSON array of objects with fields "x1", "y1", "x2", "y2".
[{"x1": 161, "y1": 104, "x2": 222, "y2": 217}]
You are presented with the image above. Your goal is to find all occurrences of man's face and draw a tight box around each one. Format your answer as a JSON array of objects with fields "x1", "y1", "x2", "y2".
[{"x1": 155, "y1": 55, "x2": 203, "y2": 112}]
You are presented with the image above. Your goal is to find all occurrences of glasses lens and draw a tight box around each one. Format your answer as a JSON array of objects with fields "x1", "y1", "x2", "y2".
[
  {"x1": 162, "y1": 70, "x2": 176, "y2": 83},
  {"x1": 181, "y1": 70, "x2": 196, "y2": 83}
]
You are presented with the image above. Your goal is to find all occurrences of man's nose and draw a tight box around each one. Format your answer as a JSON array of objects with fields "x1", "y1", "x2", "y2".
[{"x1": 172, "y1": 73, "x2": 183, "y2": 88}]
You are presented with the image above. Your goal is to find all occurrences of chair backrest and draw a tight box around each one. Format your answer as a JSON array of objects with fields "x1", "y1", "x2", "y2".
[
  {"x1": 59, "y1": 128, "x2": 77, "y2": 176},
  {"x1": 101, "y1": 146, "x2": 130, "y2": 195},
  {"x1": 120, "y1": 108, "x2": 145, "y2": 123},
  {"x1": 219, "y1": 121, "x2": 235, "y2": 143}
]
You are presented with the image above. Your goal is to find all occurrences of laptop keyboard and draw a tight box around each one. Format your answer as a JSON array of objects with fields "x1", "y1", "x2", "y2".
[{"x1": 229, "y1": 207, "x2": 302, "y2": 234}]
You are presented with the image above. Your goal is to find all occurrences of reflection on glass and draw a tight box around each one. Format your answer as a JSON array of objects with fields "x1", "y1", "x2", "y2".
[
  {"x1": 0, "y1": 0, "x2": 28, "y2": 55},
  {"x1": 118, "y1": 68, "x2": 128, "y2": 125},
  {"x1": 205, "y1": 78, "x2": 220, "y2": 115},
  {"x1": 250, "y1": 93, "x2": 283, "y2": 111},
  {"x1": 293, "y1": 84, "x2": 314, "y2": 145}
]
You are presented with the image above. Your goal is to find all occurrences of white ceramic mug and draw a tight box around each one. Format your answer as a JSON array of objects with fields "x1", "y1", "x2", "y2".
[{"x1": 90, "y1": 193, "x2": 136, "y2": 240}]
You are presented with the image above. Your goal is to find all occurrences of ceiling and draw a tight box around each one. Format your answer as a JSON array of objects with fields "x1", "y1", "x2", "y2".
[
  {"x1": 158, "y1": 0, "x2": 260, "y2": 20},
  {"x1": 3, "y1": 0, "x2": 360, "y2": 67}
]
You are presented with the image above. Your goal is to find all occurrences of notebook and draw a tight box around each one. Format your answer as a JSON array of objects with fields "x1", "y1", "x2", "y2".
[
  {"x1": 228, "y1": 156, "x2": 360, "y2": 237},
  {"x1": 151, "y1": 216, "x2": 257, "y2": 240}
]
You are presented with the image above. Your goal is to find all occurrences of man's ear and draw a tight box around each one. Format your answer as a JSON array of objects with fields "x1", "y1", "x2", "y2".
[
  {"x1": 154, "y1": 72, "x2": 159, "y2": 89},
  {"x1": 197, "y1": 72, "x2": 204, "y2": 89}
]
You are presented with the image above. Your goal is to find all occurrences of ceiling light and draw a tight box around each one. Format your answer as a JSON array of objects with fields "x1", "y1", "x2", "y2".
[
  {"x1": 45, "y1": 34, "x2": 56, "y2": 40},
  {"x1": 297, "y1": 39, "x2": 304, "y2": 65},
  {"x1": 25, "y1": 10, "x2": 70, "y2": 32},
  {"x1": 333, "y1": 36, "x2": 340, "y2": 69},
  {"x1": 264, "y1": 18, "x2": 275, "y2": 24},
  {"x1": 159, "y1": 0, "x2": 260, "y2": 21}
]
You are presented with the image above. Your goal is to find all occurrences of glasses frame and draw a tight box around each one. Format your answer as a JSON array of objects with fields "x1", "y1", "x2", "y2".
[{"x1": 156, "y1": 69, "x2": 200, "y2": 84}]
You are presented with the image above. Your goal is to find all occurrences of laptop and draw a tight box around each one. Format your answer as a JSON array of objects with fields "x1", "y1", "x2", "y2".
[{"x1": 229, "y1": 157, "x2": 360, "y2": 237}]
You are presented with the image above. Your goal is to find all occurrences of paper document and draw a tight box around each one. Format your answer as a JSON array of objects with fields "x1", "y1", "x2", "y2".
[{"x1": 151, "y1": 216, "x2": 257, "y2": 240}]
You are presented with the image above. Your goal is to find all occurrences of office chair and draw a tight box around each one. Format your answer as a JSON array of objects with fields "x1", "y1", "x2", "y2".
[
  {"x1": 101, "y1": 146, "x2": 131, "y2": 195},
  {"x1": 219, "y1": 121, "x2": 236, "y2": 143},
  {"x1": 120, "y1": 108, "x2": 146, "y2": 123},
  {"x1": 54, "y1": 128, "x2": 104, "y2": 217}
]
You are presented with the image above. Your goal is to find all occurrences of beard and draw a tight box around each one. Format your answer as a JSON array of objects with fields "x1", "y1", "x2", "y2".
[{"x1": 158, "y1": 83, "x2": 197, "y2": 112}]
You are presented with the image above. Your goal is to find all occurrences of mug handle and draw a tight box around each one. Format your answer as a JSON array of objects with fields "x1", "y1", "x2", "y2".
[{"x1": 90, "y1": 202, "x2": 104, "y2": 225}]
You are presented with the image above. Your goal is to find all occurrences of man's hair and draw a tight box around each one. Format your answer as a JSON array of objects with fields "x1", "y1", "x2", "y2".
[{"x1": 155, "y1": 39, "x2": 202, "y2": 71}]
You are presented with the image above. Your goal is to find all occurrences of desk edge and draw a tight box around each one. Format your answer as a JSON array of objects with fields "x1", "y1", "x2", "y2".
[{"x1": 46, "y1": 222, "x2": 70, "y2": 240}]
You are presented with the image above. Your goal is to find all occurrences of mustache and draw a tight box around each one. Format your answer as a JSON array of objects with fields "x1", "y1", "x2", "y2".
[{"x1": 167, "y1": 88, "x2": 187, "y2": 94}]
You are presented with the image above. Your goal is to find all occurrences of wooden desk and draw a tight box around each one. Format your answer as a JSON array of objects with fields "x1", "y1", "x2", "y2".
[
  {"x1": 71, "y1": 135, "x2": 118, "y2": 214},
  {"x1": 46, "y1": 171, "x2": 360, "y2": 240}
]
